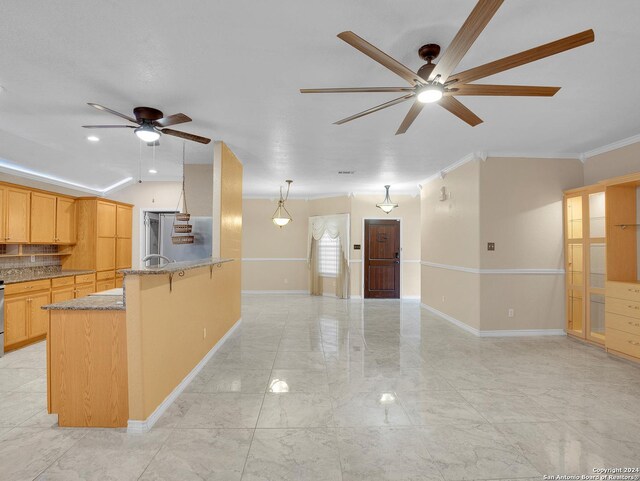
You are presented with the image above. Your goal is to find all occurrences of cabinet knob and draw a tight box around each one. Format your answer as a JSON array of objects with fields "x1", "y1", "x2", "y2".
[{"x1": 628, "y1": 340, "x2": 640, "y2": 346}]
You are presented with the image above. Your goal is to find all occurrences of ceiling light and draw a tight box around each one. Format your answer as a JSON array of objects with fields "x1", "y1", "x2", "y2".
[
  {"x1": 376, "y1": 185, "x2": 398, "y2": 214},
  {"x1": 417, "y1": 83, "x2": 444, "y2": 103},
  {"x1": 135, "y1": 123, "x2": 161, "y2": 143},
  {"x1": 87, "y1": 135, "x2": 100, "y2": 142},
  {"x1": 272, "y1": 180, "x2": 293, "y2": 227},
  {"x1": 148, "y1": 168, "x2": 158, "y2": 174}
]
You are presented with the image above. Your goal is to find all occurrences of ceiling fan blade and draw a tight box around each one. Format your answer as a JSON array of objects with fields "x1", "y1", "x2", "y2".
[
  {"x1": 439, "y1": 96, "x2": 483, "y2": 126},
  {"x1": 301, "y1": 87, "x2": 414, "y2": 93},
  {"x1": 333, "y1": 94, "x2": 414, "y2": 125},
  {"x1": 450, "y1": 84, "x2": 561, "y2": 96},
  {"x1": 395, "y1": 102, "x2": 425, "y2": 135},
  {"x1": 161, "y1": 128, "x2": 211, "y2": 144},
  {"x1": 87, "y1": 103, "x2": 137, "y2": 123},
  {"x1": 81, "y1": 125, "x2": 136, "y2": 128},
  {"x1": 154, "y1": 113, "x2": 192, "y2": 128},
  {"x1": 430, "y1": 0, "x2": 504, "y2": 82},
  {"x1": 448, "y1": 29, "x2": 595, "y2": 86},
  {"x1": 337, "y1": 31, "x2": 424, "y2": 85}
]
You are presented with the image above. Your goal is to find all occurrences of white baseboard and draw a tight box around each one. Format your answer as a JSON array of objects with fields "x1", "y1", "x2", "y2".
[
  {"x1": 402, "y1": 296, "x2": 421, "y2": 300},
  {"x1": 350, "y1": 295, "x2": 362, "y2": 299},
  {"x1": 241, "y1": 290, "x2": 308, "y2": 295},
  {"x1": 420, "y1": 303, "x2": 565, "y2": 338},
  {"x1": 127, "y1": 317, "x2": 242, "y2": 434}
]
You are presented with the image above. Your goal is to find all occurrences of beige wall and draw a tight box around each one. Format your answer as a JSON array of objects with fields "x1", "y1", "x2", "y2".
[
  {"x1": 184, "y1": 164, "x2": 213, "y2": 217},
  {"x1": 242, "y1": 198, "x2": 309, "y2": 292},
  {"x1": 421, "y1": 157, "x2": 584, "y2": 333},
  {"x1": 109, "y1": 181, "x2": 182, "y2": 266},
  {"x1": 584, "y1": 141, "x2": 640, "y2": 185},
  {"x1": 242, "y1": 194, "x2": 421, "y2": 298}
]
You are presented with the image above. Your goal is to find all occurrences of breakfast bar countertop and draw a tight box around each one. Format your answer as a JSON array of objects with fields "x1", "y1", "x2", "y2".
[
  {"x1": 119, "y1": 257, "x2": 234, "y2": 276},
  {"x1": 42, "y1": 295, "x2": 125, "y2": 311},
  {"x1": 1, "y1": 269, "x2": 96, "y2": 284}
]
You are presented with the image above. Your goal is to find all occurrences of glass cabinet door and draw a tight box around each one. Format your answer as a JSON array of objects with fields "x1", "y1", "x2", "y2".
[
  {"x1": 589, "y1": 192, "x2": 606, "y2": 238},
  {"x1": 566, "y1": 196, "x2": 583, "y2": 240},
  {"x1": 587, "y1": 190, "x2": 606, "y2": 344},
  {"x1": 589, "y1": 293, "x2": 606, "y2": 341}
]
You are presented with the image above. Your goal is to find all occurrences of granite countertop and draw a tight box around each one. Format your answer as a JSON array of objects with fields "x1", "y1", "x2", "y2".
[
  {"x1": 119, "y1": 257, "x2": 234, "y2": 276},
  {"x1": 1, "y1": 269, "x2": 95, "y2": 285},
  {"x1": 43, "y1": 295, "x2": 125, "y2": 311}
]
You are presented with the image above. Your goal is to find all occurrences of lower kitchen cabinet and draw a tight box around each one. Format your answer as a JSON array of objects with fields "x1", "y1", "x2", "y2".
[{"x1": 4, "y1": 290, "x2": 50, "y2": 349}]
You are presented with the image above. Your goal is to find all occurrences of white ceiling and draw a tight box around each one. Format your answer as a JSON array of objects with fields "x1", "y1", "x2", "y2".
[{"x1": 0, "y1": 0, "x2": 639, "y2": 196}]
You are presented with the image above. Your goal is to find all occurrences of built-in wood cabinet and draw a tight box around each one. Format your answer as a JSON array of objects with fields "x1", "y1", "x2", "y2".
[
  {"x1": 1, "y1": 186, "x2": 31, "y2": 243},
  {"x1": 62, "y1": 198, "x2": 133, "y2": 283},
  {"x1": 0, "y1": 181, "x2": 75, "y2": 245},
  {"x1": 4, "y1": 273, "x2": 97, "y2": 352},
  {"x1": 565, "y1": 172, "x2": 640, "y2": 363}
]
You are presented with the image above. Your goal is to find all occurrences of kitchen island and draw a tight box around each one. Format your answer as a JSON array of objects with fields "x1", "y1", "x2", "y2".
[{"x1": 44, "y1": 257, "x2": 238, "y2": 429}]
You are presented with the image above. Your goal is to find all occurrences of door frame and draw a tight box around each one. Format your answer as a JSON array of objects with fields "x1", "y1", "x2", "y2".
[
  {"x1": 140, "y1": 208, "x2": 179, "y2": 265},
  {"x1": 361, "y1": 217, "x2": 403, "y2": 299}
]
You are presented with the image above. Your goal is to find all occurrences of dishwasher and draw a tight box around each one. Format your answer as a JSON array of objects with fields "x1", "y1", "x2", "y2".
[{"x1": 0, "y1": 281, "x2": 4, "y2": 357}]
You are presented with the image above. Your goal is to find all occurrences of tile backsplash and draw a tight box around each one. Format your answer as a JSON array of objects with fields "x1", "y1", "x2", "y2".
[{"x1": 0, "y1": 244, "x2": 62, "y2": 278}]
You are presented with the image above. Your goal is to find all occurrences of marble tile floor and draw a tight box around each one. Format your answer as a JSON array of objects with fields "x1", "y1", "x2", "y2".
[{"x1": 0, "y1": 294, "x2": 639, "y2": 480}]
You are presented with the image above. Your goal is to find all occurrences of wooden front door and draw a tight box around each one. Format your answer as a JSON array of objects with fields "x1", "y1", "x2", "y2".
[{"x1": 364, "y1": 219, "x2": 400, "y2": 299}]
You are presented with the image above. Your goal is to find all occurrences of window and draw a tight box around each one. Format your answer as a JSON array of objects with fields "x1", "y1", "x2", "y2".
[{"x1": 318, "y1": 233, "x2": 339, "y2": 277}]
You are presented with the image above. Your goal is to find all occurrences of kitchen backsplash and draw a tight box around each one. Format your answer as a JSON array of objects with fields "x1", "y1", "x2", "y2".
[{"x1": 0, "y1": 244, "x2": 62, "y2": 278}]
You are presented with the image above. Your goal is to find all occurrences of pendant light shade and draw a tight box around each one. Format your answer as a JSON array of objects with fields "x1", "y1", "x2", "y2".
[
  {"x1": 376, "y1": 185, "x2": 398, "y2": 214},
  {"x1": 272, "y1": 180, "x2": 293, "y2": 227}
]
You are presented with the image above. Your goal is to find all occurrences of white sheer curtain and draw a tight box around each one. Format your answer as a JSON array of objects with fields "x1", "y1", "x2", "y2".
[{"x1": 308, "y1": 214, "x2": 350, "y2": 299}]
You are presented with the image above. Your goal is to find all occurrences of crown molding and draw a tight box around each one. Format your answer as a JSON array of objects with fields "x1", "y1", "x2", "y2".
[{"x1": 582, "y1": 133, "x2": 640, "y2": 160}]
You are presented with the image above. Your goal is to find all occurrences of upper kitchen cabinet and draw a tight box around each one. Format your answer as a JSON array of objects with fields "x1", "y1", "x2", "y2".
[
  {"x1": 1, "y1": 185, "x2": 31, "y2": 243},
  {"x1": 30, "y1": 192, "x2": 76, "y2": 244}
]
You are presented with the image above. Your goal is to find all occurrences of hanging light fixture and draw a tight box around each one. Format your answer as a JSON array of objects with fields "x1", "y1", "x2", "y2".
[
  {"x1": 376, "y1": 185, "x2": 398, "y2": 214},
  {"x1": 272, "y1": 180, "x2": 293, "y2": 227},
  {"x1": 172, "y1": 143, "x2": 194, "y2": 244}
]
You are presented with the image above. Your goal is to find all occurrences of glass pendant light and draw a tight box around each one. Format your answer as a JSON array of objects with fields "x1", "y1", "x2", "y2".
[
  {"x1": 376, "y1": 185, "x2": 398, "y2": 213},
  {"x1": 272, "y1": 180, "x2": 293, "y2": 227}
]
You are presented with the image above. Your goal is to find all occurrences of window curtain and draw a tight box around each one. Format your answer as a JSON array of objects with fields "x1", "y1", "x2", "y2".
[{"x1": 308, "y1": 214, "x2": 350, "y2": 299}]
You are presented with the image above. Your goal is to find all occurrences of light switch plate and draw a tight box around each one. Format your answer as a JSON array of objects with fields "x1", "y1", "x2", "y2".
[{"x1": 487, "y1": 242, "x2": 495, "y2": 251}]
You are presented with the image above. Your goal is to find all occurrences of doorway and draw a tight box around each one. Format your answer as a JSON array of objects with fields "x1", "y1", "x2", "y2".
[{"x1": 363, "y1": 219, "x2": 401, "y2": 299}]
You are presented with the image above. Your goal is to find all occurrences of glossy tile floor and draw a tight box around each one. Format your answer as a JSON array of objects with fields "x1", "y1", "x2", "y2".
[{"x1": 1, "y1": 295, "x2": 640, "y2": 480}]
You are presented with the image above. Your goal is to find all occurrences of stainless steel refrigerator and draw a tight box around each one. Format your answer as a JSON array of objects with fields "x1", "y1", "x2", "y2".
[{"x1": 154, "y1": 213, "x2": 213, "y2": 263}]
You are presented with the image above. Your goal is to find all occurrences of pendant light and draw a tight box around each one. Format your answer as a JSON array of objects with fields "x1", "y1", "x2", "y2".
[
  {"x1": 172, "y1": 143, "x2": 194, "y2": 244},
  {"x1": 272, "y1": 180, "x2": 293, "y2": 227},
  {"x1": 376, "y1": 185, "x2": 398, "y2": 214}
]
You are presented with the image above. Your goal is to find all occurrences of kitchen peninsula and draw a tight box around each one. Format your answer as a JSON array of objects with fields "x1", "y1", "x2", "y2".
[{"x1": 44, "y1": 257, "x2": 238, "y2": 429}]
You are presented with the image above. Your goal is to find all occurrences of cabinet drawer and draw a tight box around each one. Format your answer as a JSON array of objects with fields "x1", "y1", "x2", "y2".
[
  {"x1": 96, "y1": 279, "x2": 116, "y2": 292},
  {"x1": 51, "y1": 276, "x2": 75, "y2": 288},
  {"x1": 605, "y1": 296, "x2": 640, "y2": 319},
  {"x1": 606, "y1": 328, "x2": 640, "y2": 359},
  {"x1": 606, "y1": 281, "x2": 640, "y2": 303},
  {"x1": 75, "y1": 273, "x2": 95, "y2": 285},
  {"x1": 96, "y1": 270, "x2": 115, "y2": 281},
  {"x1": 606, "y1": 312, "x2": 640, "y2": 337},
  {"x1": 5, "y1": 279, "x2": 51, "y2": 296}
]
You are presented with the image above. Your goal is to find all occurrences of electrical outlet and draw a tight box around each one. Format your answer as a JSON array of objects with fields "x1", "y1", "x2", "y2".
[
  {"x1": 508, "y1": 309, "x2": 514, "y2": 318},
  {"x1": 30, "y1": 255, "x2": 36, "y2": 263},
  {"x1": 487, "y1": 242, "x2": 495, "y2": 251},
  {"x1": 203, "y1": 328, "x2": 207, "y2": 339}
]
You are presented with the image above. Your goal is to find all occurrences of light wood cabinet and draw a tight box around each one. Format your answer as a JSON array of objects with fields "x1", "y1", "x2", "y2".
[
  {"x1": 4, "y1": 283, "x2": 51, "y2": 350},
  {"x1": 55, "y1": 197, "x2": 76, "y2": 244},
  {"x1": 30, "y1": 192, "x2": 57, "y2": 243},
  {"x1": 96, "y1": 279, "x2": 116, "y2": 292},
  {"x1": 62, "y1": 199, "x2": 133, "y2": 276},
  {"x1": 3, "y1": 187, "x2": 30, "y2": 243},
  {"x1": 51, "y1": 287, "x2": 75, "y2": 303}
]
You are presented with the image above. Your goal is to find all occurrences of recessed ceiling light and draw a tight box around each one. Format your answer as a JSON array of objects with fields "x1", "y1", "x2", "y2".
[
  {"x1": 148, "y1": 168, "x2": 158, "y2": 174},
  {"x1": 87, "y1": 135, "x2": 100, "y2": 142}
]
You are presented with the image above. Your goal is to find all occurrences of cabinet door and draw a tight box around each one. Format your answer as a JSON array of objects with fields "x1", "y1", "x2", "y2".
[
  {"x1": 51, "y1": 287, "x2": 75, "y2": 303},
  {"x1": 0, "y1": 186, "x2": 5, "y2": 242},
  {"x1": 116, "y1": 205, "x2": 132, "y2": 238},
  {"x1": 30, "y1": 192, "x2": 57, "y2": 243},
  {"x1": 5, "y1": 188, "x2": 31, "y2": 243},
  {"x1": 116, "y1": 238, "x2": 132, "y2": 269},
  {"x1": 96, "y1": 279, "x2": 116, "y2": 292},
  {"x1": 97, "y1": 201, "x2": 117, "y2": 238},
  {"x1": 55, "y1": 197, "x2": 76, "y2": 244},
  {"x1": 96, "y1": 237, "x2": 116, "y2": 271},
  {"x1": 115, "y1": 275, "x2": 123, "y2": 288},
  {"x1": 75, "y1": 284, "x2": 95, "y2": 298},
  {"x1": 5, "y1": 296, "x2": 29, "y2": 345},
  {"x1": 29, "y1": 291, "x2": 51, "y2": 338}
]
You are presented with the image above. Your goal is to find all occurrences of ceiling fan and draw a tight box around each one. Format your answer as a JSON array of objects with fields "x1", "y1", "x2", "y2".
[
  {"x1": 301, "y1": 0, "x2": 594, "y2": 135},
  {"x1": 82, "y1": 103, "x2": 211, "y2": 144}
]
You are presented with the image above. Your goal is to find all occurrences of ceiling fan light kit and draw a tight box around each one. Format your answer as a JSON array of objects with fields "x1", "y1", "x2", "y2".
[
  {"x1": 272, "y1": 180, "x2": 293, "y2": 227},
  {"x1": 300, "y1": 0, "x2": 594, "y2": 134},
  {"x1": 376, "y1": 185, "x2": 398, "y2": 214},
  {"x1": 134, "y1": 123, "x2": 161, "y2": 143}
]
